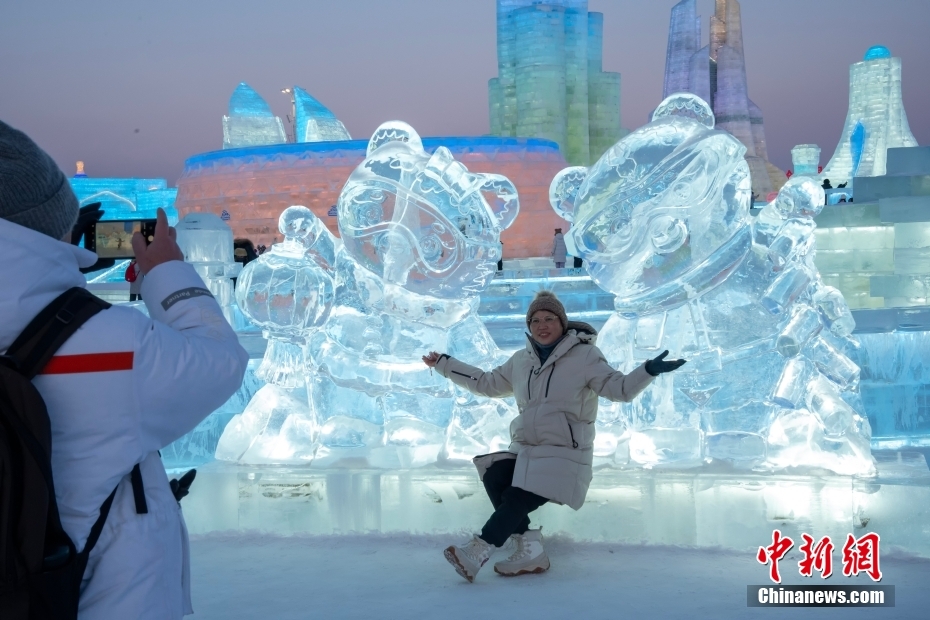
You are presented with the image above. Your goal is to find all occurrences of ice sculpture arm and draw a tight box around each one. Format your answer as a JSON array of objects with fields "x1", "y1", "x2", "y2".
[
  {"x1": 584, "y1": 346, "x2": 654, "y2": 403},
  {"x1": 435, "y1": 354, "x2": 515, "y2": 399},
  {"x1": 133, "y1": 260, "x2": 249, "y2": 452}
]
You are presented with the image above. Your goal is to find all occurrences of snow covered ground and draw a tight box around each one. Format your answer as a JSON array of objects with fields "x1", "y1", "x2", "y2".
[{"x1": 190, "y1": 534, "x2": 930, "y2": 619}]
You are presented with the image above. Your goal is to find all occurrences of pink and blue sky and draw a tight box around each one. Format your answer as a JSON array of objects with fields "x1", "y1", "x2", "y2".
[{"x1": 2, "y1": 0, "x2": 927, "y2": 182}]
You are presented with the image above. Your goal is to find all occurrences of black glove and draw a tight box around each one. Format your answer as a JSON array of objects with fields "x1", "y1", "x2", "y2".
[
  {"x1": 645, "y1": 350, "x2": 686, "y2": 376},
  {"x1": 71, "y1": 203, "x2": 118, "y2": 273},
  {"x1": 71, "y1": 202, "x2": 103, "y2": 245},
  {"x1": 169, "y1": 469, "x2": 197, "y2": 502}
]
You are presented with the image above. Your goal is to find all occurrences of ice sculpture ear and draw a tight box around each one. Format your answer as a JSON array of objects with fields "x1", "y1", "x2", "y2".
[
  {"x1": 772, "y1": 177, "x2": 825, "y2": 219},
  {"x1": 367, "y1": 121, "x2": 423, "y2": 156},
  {"x1": 548, "y1": 166, "x2": 588, "y2": 223},
  {"x1": 478, "y1": 174, "x2": 519, "y2": 230}
]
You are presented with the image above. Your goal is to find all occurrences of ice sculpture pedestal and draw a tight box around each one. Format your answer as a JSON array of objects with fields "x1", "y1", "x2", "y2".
[{"x1": 178, "y1": 453, "x2": 930, "y2": 557}]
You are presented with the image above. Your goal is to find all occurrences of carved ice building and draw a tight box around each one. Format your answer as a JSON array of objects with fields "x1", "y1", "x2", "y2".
[
  {"x1": 663, "y1": 0, "x2": 784, "y2": 198},
  {"x1": 820, "y1": 46, "x2": 919, "y2": 186},
  {"x1": 223, "y1": 82, "x2": 287, "y2": 149},
  {"x1": 488, "y1": 0, "x2": 623, "y2": 166},
  {"x1": 222, "y1": 82, "x2": 352, "y2": 149}
]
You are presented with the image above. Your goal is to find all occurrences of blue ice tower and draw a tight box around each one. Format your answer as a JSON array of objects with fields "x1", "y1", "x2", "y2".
[{"x1": 488, "y1": 0, "x2": 622, "y2": 166}]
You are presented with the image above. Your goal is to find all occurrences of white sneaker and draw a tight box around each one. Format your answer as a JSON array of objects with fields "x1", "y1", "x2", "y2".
[
  {"x1": 493, "y1": 528, "x2": 550, "y2": 576},
  {"x1": 444, "y1": 535, "x2": 495, "y2": 583}
]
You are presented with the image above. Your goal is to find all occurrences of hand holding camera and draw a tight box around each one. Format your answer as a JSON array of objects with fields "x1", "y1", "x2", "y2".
[{"x1": 131, "y1": 208, "x2": 184, "y2": 275}]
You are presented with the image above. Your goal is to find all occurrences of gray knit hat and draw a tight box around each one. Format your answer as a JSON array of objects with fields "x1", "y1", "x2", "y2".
[
  {"x1": 526, "y1": 290, "x2": 568, "y2": 331},
  {"x1": 0, "y1": 120, "x2": 79, "y2": 240}
]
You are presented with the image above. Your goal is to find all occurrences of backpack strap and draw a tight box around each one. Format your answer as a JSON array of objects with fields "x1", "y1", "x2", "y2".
[
  {"x1": 6, "y1": 287, "x2": 111, "y2": 379},
  {"x1": 130, "y1": 463, "x2": 148, "y2": 514}
]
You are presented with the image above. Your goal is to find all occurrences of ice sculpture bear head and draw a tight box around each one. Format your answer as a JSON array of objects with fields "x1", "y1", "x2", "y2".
[
  {"x1": 549, "y1": 94, "x2": 752, "y2": 317},
  {"x1": 337, "y1": 122, "x2": 519, "y2": 300}
]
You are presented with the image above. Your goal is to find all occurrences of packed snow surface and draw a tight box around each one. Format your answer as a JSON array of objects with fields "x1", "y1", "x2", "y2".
[{"x1": 190, "y1": 533, "x2": 930, "y2": 619}]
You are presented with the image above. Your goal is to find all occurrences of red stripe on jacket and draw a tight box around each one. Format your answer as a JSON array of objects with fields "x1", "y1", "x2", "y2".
[{"x1": 41, "y1": 352, "x2": 134, "y2": 374}]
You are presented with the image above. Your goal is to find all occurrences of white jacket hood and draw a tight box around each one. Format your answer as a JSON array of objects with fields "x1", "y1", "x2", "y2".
[{"x1": 0, "y1": 217, "x2": 98, "y2": 352}]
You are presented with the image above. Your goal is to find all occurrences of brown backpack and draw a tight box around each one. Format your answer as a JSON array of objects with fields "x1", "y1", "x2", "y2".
[{"x1": 0, "y1": 287, "x2": 112, "y2": 619}]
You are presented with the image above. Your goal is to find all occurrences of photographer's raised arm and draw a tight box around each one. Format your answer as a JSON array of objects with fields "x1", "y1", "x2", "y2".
[{"x1": 131, "y1": 259, "x2": 249, "y2": 453}]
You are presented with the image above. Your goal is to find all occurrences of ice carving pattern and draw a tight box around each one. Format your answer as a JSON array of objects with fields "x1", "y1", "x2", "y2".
[
  {"x1": 293, "y1": 86, "x2": 351, "y2": 143},
  {"x1": 549, "y1": 94, "x2": 875, "y2": 475},
  {"x1": 218, "y1": 124, "x2": 520, "y2": 467}
]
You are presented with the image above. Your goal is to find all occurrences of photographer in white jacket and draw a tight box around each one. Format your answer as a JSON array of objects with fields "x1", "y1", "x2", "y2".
[{"x1": 0, "y1": 119, "x2": 248, "y2": 618}]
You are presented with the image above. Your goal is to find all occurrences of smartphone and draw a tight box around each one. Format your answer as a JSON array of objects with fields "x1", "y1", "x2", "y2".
[{"x1": 85, "y1": 219, "x2": 157, "y2": 259}]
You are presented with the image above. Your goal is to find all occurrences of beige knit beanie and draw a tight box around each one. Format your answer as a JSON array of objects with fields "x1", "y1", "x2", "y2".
[
  {"x1": 526, "y1": 290, "x2": 567, "y2": 331},
  {"x1": 0, "y1": 119, "x2": 79, "y2": 240}
]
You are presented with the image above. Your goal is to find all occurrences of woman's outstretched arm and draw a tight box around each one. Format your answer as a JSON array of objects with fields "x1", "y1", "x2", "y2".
[
  {"x1": 423, "y1": 351, "x2": 515, "y2": 398},
  {"x1": 584, "y1": 346, "x2": 655, "y2": 403}
]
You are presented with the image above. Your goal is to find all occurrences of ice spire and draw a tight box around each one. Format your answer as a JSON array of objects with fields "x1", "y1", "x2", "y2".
[
  {"x1": 293, "y1": 86, "x2": 351, "y2": 143},
  {"x1": 820, "y1": 46, "x2": 918, "y2": 184},
  {"x1": 222, "y1": 82, "x2": 286, "y2": 149},
  {"x1": 661, "y1": 0, "x2": 784, "y2": 198},
  {"x1": 663, "y1": 0, "x2": 700, "y2": 99}
]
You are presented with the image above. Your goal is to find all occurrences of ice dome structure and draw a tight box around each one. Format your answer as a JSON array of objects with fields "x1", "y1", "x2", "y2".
[{"x1": 549, "y1": 93, "x2": 875, "y2": 476}]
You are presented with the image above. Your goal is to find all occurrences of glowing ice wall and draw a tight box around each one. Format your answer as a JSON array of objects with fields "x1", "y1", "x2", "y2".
[
  {"x1": 223, "y1": 82, "x2": 286, "y2": 149},
  {"x1": 70, "y1": 176, "x2": 178, "y2": 222},
  {"x1": 820, "y1": 46, "x2": 919, "y2": 184},
  {"x1": 815, "y1": 146, "x2": 930, "y2": 310}
]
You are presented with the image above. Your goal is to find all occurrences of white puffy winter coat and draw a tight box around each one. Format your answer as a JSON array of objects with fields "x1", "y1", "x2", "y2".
[
  {"x1": 0, "y1": 219, "x2": 248, "y2": 619},
  {"x1": 436, "y1": 325, "x2": 653, "y2": 510}
]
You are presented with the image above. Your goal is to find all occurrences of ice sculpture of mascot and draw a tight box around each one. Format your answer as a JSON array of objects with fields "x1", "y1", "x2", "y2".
[
  {"x1": 216, "y1": 206, "x2": 336, "y2": 463},
  {"x1": 306, "y1": 122, "x2": 521, "y2": 468},
  {"x1": 548, "y1": 94, "x2": 874, "y2": 476}
]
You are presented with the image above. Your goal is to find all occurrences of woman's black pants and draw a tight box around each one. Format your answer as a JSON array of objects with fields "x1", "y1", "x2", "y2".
[{"x1": 478, "y1": 458, "x2": 548, "y2": 547}]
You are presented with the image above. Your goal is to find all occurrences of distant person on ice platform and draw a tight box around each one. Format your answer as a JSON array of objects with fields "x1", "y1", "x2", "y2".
[
  {"x1": 423, "y1": 290, "x2": 686, "y2": 582},
  {"x1": 551, "y1": 228, "x2": 567, "y2": 268}
]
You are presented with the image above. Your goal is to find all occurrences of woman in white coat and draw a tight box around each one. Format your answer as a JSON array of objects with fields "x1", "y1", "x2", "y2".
[{"x1": 423, "y1": 290, "x2": 685, "y2": 582}]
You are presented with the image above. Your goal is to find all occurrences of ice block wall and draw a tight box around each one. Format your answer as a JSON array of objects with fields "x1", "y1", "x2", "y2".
[
  {"x1": 815, "y1": 146, "x2": 930, "y2": 309},
  {"x1": 792, "y1": 144, "x2": 821, "y2": 178}
]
